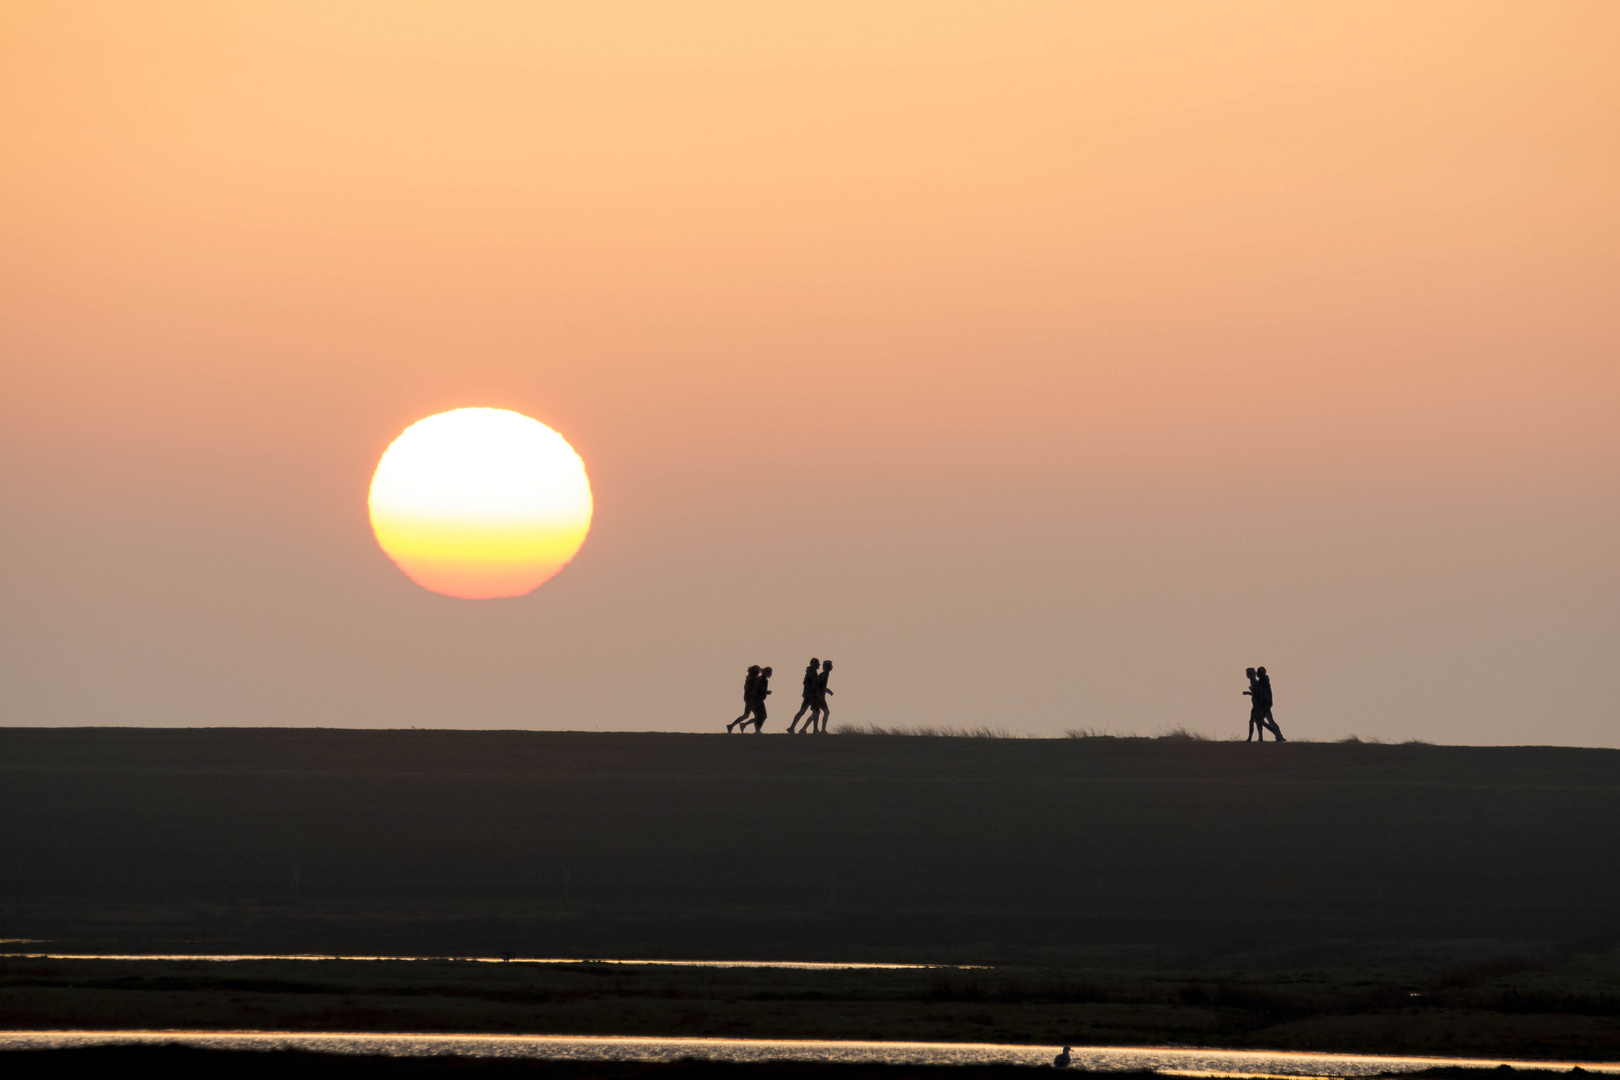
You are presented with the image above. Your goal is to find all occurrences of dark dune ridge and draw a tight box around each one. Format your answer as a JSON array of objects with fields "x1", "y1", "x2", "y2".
[
  {"x1": 0, "y1": 1047, "x2": 1138, "y2": 1079},
  {"x1": 1, "y1": 729, "x2": 1618, "y2": 1059},
  {"x1": 0, "y1": 1049, "x2": 1592, "y2": 1080},
  {"x1": 0, "y1": 728, "x2": 1617, "y2": 958}
]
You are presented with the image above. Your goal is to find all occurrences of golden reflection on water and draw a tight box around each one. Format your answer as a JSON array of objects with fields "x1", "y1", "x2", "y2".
[
  {"x1": 0, "y1": 1033, "x2": 1614, "y2": 1075},
  {"x1": 0, "y1": 953, "x2": 964, "y2": 970}
]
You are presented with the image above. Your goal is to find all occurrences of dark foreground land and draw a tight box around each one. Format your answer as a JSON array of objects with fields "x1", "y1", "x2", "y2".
[
  {"x1": 0, "y1": 1047, "x2": 1157, "y2": 1079},
  {"x1": 0, "y1": 729, "x2": 1617, "y2": 1059},
  {"x1": 0, "y1": 1052, "x2": 1594, "y2": 1080}
]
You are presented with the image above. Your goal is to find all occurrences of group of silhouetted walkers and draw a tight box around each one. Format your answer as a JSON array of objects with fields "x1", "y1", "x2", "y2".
[
  {"x1": 727, "y1": 658, "x2": 833, "y2": 734},
  {"x1": 728, "y1": 658, "x2": 1280, "y2": 739},
  {"x1": 1244, "y1": 665, "x2": 1284, "y2": 742}
]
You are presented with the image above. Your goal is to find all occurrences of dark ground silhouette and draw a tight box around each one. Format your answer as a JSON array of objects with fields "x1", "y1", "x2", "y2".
[
  {"x1": 0, "y1": 729, "x2": 1617, "y2": 1058},
  {"x1": 1, "y1": 729, "x2": 1617, "y2": 954},
  {"x1": 0, "y1": 1048, "x2": 1175, "y2": 1078},
  {"x1": 1, "y1": 1049, "x2": 1588, "y2": 1079}
]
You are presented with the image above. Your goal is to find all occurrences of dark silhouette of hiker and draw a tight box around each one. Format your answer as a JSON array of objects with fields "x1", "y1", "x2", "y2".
[
  {"x1": 728, "y1": 665, "x2": 761, "y2": 733},
  {"x1": 1243, "y1": 667, "x2": 1265, "y2": 741},
  {"x1": 788, "y1": 658, "x2": 820, "y2": 733},
  {"x1": 741, "y1": 666, "x2": 773, "y2": 732},
  {"x1": 1256, "y1": 666, "x2": 1284, "y2": 741},
  {"x1": 805, "y1": 659, "x2": 833, "y2": 733}
]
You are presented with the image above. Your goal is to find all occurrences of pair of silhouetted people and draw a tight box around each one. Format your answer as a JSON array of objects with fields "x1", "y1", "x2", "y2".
[
  {"x1": 787, "y1": 658, "x2": 833, "y2": 734},
  {"x1": 1244, "y1": 666, "x2": 1284, "y2": 742},
  {"x1": 728, "y1": 665, "x2": 773, "y2": 733}
]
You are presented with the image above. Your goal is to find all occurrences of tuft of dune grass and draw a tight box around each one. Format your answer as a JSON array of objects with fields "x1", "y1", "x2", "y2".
[
  {"x1": 1066, "y1": 726, "x2": 1216, "y2": 741},
  {"x1": 1155, "y1": 725, "x2": 1209, "y2": 741},
  {"x1": 835, "y1": 722, "x2": 1017, "y2": 738}
]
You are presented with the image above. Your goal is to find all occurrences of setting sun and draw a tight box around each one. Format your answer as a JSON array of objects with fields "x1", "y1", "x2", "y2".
[{"x1": 368, "y1": 408, "x2": 593, "y2": 599}]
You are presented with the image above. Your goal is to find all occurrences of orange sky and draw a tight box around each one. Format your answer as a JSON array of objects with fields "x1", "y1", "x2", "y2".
[{"x1": 2, "y1": 2, "x2": 1616, "y2": 743}]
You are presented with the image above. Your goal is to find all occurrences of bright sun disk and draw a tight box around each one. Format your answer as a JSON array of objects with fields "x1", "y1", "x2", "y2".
[{"x1": 369, "y1": 408, "x2": 593, "y2": 599}]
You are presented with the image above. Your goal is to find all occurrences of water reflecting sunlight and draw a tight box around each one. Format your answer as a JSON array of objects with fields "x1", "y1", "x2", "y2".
[{"x1": 2, "y1": 1032, "x2": 1615, "y2": 1075}]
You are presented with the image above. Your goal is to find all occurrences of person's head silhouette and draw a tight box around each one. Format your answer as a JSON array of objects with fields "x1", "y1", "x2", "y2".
[
  {"x1": 747, "y1": 665, "x2": 760, "y2": 675},
  {"x1": 1256, "y1": 666, "x2": 1267, "y2": 676},
  {"x1": 1246, "y1": 667, "x2": 1256, "y2": 677},
  {"x1": 761, "y1": 666, "x2": 773, "y2": 676},
  {"x1": 823, "y1": 660, "x2": 832, "y2": 671},
  {"x1": 809, "y1": 657, "x2": 819, "y2": 668}
]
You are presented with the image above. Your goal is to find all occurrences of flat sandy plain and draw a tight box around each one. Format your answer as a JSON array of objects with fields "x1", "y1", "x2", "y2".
[{"x1": 0, "y1": 729, "x2": 1616, "y2": 1060}]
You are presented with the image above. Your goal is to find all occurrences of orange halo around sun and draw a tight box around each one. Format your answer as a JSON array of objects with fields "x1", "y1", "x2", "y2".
[{"x1": 368, "y1": 408, "x2": 593, "y2": 599}]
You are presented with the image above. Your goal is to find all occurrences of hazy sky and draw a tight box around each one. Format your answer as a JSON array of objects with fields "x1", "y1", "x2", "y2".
[{"x1": 3, "y1": 2, "x2": 1616, "y2": 744}]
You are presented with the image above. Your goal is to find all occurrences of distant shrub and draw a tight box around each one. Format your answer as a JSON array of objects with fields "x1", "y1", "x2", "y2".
[
  {"x1": 958, "y1": 724, "x2": 1015, "y2": 739},
  {"x1": 834, "y1": 723, "x2": 1018, "y2": 738},
  {"x1": 1156, "y1": 726, "x2": 1209, "y2": 741}
]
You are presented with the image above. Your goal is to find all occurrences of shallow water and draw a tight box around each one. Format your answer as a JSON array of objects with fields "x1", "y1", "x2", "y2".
[
  {"x1": 0, "y1": 952, "x2": 951, "y2": 970},
  {"x1": 1, "y1": 1032, "x2": 1614, "y2": 1075}
]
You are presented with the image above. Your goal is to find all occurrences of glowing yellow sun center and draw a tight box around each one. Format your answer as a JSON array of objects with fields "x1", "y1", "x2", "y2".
[{"x1": 368, "y1": 408, "x2": 593, "y2": 599}]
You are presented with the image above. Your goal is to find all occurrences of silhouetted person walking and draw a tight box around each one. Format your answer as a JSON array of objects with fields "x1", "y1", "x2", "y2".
[
  {"x1": 728, "y1": 665, "x2": 761, "y2": 733},
  {"x1": 1243, "y1": 667, "x2": 1264, "y2": 741},
  {"x1": 1256, "y1": 666, "x2": 1284, "y2": 741},
  {"x1": 805, "y1": 659, "x2": 833, "y2": 733},
  {"x1": 788, "y1": 658, "x2": 821, "y2": 733},
  {"x1": 741, "y1": 666, "x2": 773, "y2": 732}
]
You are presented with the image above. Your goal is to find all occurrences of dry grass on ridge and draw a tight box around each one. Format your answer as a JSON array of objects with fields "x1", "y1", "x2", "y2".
[
  {"x1": 833, "y1": 722, "x2": 1018, "y2": 738},
  {"x1": 833, "y1": 723, "x2": 1218, "y2": 740},
  {"x1": 832, "y1": 725, "x2": 1433, "y2": 744}
]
